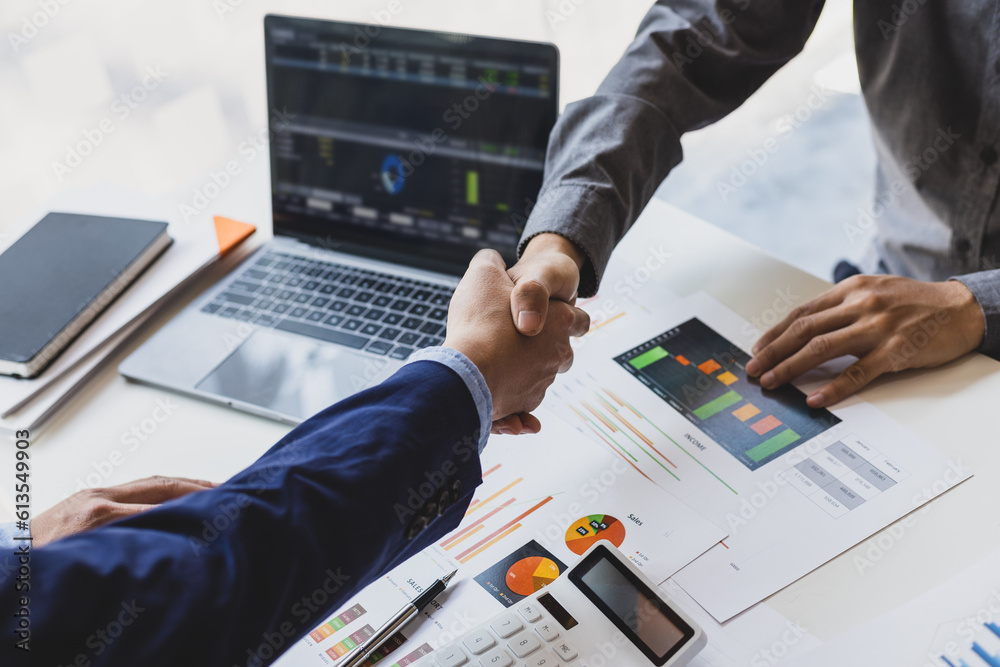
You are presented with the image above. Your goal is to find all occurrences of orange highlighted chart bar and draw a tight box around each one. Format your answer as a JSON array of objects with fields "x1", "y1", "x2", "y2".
[
  {"x1": 750, "y1": 414, "x2": 782, "y2": 435},
  {"x1": 717, "y1": 371, "x2": 738, "y2": 386},
  {"x1": 674, "y1": 355, "x2": 691, "y2": 366},
  {"x1": 733, "y1": 403, "x2": 761, "y2": 422},
  {"x1": 698, "y1": 359, "x2": 722, "y2": 374}
]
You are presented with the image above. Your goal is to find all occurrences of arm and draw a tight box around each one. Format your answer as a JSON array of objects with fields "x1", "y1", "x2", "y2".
[
  {"x1": 510, "y1": 0, "x2": 826, "y2": 332},
  {"x1": 12, "y1": 250, "x2": 588, "y2": 666},
  {"x1": 25, "y1": 361, "x2": 486, "y2": 667}
]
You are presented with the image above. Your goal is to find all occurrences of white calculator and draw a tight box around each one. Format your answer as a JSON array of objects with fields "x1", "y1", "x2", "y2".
[{"x1": 413, "y1": 543, "x2": 706, "y2": 667}]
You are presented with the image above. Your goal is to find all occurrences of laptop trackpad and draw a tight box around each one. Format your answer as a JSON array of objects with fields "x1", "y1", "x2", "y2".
[{"x1": 195, "y1": 329, "x2": 391, "y2": 422}]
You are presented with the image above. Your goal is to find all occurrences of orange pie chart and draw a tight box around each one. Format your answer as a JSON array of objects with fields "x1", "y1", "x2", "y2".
[
  {"x1": 564, "y1": 514, "x2": 627, "y2": 555},
  {"x1": 505, "y1": 556, "x2": 562, "y2": 597}
]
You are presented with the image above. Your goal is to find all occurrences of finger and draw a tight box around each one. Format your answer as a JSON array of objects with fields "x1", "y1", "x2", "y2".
[
  {"x1": 757, "y1": 324, "x2": 871, "y2": 390},
  {"x1": 517, "y1": 413, "x2": 541, "y2": 434},
  {"x1": 749, "y1": 307, "x2": 857, "y2": 381},
  {"x1": 807, "y1": 349, "x2": 892, "y2": 407},
  {"x1": 492, "y1": 414, "x2": 524, "y2": 435},
  {"x1": 102, "y1": 476, "x2": 217, "y2": 505},
  {"x1": 751, "y1": 288, "x2": 847, "y2": 357},
  {"x1": 511, "y1": 280, "x2": 550, "y2": 335},
  {"x1": 159, "y1": 476, "x2": 218, "y2": 489},
  {"x1": 83, "y1": 501, "x2": 159, "y2": 531},
  {"x1": 469, "y1": 248, "x2": 508, "y2": 273},
  {"x1": 566, "y1": 305, "x2": 591, "y2": 338}
]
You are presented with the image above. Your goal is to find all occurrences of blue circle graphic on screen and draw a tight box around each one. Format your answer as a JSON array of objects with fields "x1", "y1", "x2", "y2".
[{"x1": 380, "y1": 154, "x2": 406, "y2": 195}]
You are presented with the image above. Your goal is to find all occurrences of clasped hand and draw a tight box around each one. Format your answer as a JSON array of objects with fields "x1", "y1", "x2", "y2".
[{"x1": 444, "y1": 249, "x2": 590, "y2": 434}]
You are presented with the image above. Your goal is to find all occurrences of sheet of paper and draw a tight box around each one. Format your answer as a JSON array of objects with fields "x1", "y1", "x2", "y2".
[
  {"x1": 547, "y1": 292, "x2": 971, "y2": 622},
  {"x1": 274, "y1": 408, "x2": 726, "y2": 666},
  {"x1": 660, "y1": 582, "x2": 821, "y2": 666},
  {"x1": 784, "y1": 548, "x2": 1000, "y2": 666}
]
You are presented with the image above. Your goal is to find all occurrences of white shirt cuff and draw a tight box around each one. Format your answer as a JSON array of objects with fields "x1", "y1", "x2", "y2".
[{"x1": 405, "y1": 346, "x2": 493, "y2": 453}]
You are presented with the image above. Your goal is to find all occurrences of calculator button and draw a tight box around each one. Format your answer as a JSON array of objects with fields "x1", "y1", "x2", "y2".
[
  {"x1": 523, "y1": 650, "x2": 560, "y2": 667},
  {"x1": 552, "y1": 641, "x2": 578, "y2": 662},
  {"x1": 463, "y1": 629, "x2": 497, "y2": 655},
  {"x1": 435, "y1": 645, "x2": 469, "y2": 667},
  {"x1": 491, "y1": 614, "x2": 524, "y2": 638},
  {"x1": 534, "y1": 620, "x2": 560, "y2": 643},
  {"x1": 478, "y1": 648, "x2": 513, "y2": 667},
  {"x1": 506, "y1": 632, "x2": 541, "y2": 658},
  {"x1": 517, "y1": 603, "x2": 542, "y2": 623}
]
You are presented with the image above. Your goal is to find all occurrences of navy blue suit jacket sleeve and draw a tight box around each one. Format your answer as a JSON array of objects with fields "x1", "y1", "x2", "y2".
[{"x1": 12, "y1": 360, "x2": 484, "y2": 666}]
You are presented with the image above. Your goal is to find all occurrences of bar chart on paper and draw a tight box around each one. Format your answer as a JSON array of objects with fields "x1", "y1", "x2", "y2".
[{"x1": 614, "y1": 318, "x2": 840, "y2": 471}]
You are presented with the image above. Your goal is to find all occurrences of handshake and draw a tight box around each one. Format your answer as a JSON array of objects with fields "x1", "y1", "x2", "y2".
[{"x1": 444, "y1": 236, "x2": 589, "y2": 436}]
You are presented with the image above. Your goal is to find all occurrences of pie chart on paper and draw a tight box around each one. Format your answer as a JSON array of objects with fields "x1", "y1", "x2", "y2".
[
  {"x1": 505, "y1": 557, "x2": 562, "y2": 596},
  {"x1": 564, "y1": 514, "x2": 627, "y2": 555}
]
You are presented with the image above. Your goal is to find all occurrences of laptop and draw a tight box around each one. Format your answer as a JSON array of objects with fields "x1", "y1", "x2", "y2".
[{"x1": 120, "y1": 14, "x2": 559, "y2": 424}]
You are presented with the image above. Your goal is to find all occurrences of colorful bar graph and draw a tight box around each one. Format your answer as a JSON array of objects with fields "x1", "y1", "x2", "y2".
[
  {"x1": 326, "y1": 625, "x2": 375, "y2": 658},
  {"x1": 628, "y1": 346, "x2": 669, "y2": 370},
  {"x1": 693, "y1": 390, "x2": 741, "y2": 419},
  {"x1": 358, "y1": 632, "x2": 407, "y2": 666},
  {"x1": 466, "y1": 478, "x2": 523, "y2": 515},
  {"x1": 456, "y1": 496, "x2": 554, "y2": 563},
  {"x1": 309, "y1": 604, "x2": 367, "y2": 642},
  {"x1": 971, "y1": 642, "x2": 1000, "y2": 667},
  {"x1": 441, "y1": 498, "x2": 516, "y2": 549},
  {"x1": 747, "y1": 429, "x2": 800, "y2": 462},
  {"x1": 457, "y1": 523, "x2": 522, "y2": 564}
]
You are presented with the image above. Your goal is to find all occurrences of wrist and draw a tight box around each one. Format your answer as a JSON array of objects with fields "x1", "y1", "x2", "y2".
[
  {"x1": 521, "y1": 233, "x2": 585, "y2": 271},
  {"x1": 945, "y1": 280, "x2": 986, "y2": 351},
  {"x1": 443, "y1": 337, "x2": 500, "y2": 412}
]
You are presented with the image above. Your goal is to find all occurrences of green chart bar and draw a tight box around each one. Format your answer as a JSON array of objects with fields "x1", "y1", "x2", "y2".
[
  {"x1": 629, "y1": 346, "x2": 669, "y2": 370},
  {"x1": 693, "y1": 390, "x2": 742, "y2": 420},
  {"x1": 466, "y1": 171, "x2": 480, "y2": 205},
  {"x1": 747, "y1": 428, "x2": 801, "y2": 462}
]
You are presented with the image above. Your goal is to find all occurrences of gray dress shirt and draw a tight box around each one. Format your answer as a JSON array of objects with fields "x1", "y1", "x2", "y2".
[{"x1": 519, "y1": 0, "x2": 1000, "y2": 355}]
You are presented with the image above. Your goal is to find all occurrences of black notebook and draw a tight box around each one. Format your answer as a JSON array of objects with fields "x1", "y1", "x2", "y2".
[{"x1": 0, "y1": 212, "x2": 172, "y2": 378}]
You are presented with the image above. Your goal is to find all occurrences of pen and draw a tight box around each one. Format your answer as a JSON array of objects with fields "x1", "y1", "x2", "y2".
[{"x1": 338, "y1": 570, "x2": 458, "y2": 667}]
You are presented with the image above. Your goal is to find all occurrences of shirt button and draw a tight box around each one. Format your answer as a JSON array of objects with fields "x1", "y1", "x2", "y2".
[
  {"x1": 954, "y1": 236, "x2": 972, "y2": 256},
  {"x1": 980, "y1": 145, "x2": 998, "y2": 167}
]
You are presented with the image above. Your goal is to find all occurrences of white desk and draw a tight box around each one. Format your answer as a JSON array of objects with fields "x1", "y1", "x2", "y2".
[{"x1": 23, "y1": 165, "x2": 1000, "y2": 644}]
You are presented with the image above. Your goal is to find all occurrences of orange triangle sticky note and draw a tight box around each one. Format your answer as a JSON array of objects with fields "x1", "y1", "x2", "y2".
[{"x1": 213, "y1": 216, "x2": 256, "y2": 255}]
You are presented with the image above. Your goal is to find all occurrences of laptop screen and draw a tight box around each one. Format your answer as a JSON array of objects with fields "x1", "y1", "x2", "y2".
[{"x1": 264, "y1": 15, "x2": 559, "y2": 276}]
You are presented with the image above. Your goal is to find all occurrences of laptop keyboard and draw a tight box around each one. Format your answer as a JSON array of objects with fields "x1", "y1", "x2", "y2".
[{"x1": 200, "y1": 251, "x2": 453, "y2": 361}]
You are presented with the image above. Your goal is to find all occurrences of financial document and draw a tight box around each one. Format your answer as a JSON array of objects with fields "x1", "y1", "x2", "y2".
[
  {"x1": 549, "y1": 292, "x2": 972, "y2": 622},
  {"x1": 275, "y1": 409, "x2": 725, "y2": 666}
]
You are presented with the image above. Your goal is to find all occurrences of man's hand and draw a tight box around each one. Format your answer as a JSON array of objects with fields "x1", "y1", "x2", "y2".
[
  {"x1": 445, "y1": 249, "x2": 590, "y2": 433},
  {"x1": 746, "y1": 275, "x2": 985, "y2": 407},
  {"x1": 33, "y1": 476, "x2": 217, "y2": 547},
  {"x1": 508, "y1": 233, "x2": 585, "y2": 335}
]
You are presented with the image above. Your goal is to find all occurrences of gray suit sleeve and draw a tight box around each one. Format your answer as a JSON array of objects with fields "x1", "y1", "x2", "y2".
[
  {"x1": 520, "y1": 0, "x2": 826, "y2": 296},
  {"x1": 953, "y1": 270, "x2": 1000, "y2": 357}
]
